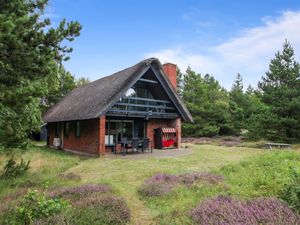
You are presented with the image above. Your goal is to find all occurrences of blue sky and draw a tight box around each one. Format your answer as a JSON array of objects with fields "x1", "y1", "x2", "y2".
[{"x1": 49, "y1": 0, "x2": 300, "y2": 89}]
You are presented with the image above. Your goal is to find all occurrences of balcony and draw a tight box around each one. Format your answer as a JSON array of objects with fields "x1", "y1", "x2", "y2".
[{"x1": 106, "y1": 97, "x2": 179, "y2": 119}]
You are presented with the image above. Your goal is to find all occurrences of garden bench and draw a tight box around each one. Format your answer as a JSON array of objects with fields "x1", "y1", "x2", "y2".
[{"x1": 265, "y1": 142, "x2": 291, "y2": 150}]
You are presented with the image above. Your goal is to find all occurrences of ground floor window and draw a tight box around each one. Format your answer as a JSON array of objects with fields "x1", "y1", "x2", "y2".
[
  {"x1": 55, "y1": 123, "x2": 61, "y2": 137},
  {"x1": 64, "y1": 122, "x2": 70, "y2": 137},
  {"x1": 75, "y1": 121, "x2": 81, "y2": 137},
  {"x1": 105, "y1": 119, "x2": 146, "y2": 146}
]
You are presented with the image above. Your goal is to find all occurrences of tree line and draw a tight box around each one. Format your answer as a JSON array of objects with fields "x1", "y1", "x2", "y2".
[
  {"x1": 179, "y1": 40, "x2": 300, "y2": 142},
  {"x1": 0, "y1": 0, "x2": 88, "y2": 148},
  {"x1": 1, "y1": 1, "x2": 300, "y2": 149}
]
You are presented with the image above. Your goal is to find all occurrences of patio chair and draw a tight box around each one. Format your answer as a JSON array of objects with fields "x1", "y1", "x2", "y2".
[
  {"x1": 131, "y1": 138, "x2": 140, "y2": 153},
  {"x1": 120, "y1": 138, "x2": 130, "y2": 155},
  {"x1": 142, "y1": 138, "x2": 152, "y2": 153}
]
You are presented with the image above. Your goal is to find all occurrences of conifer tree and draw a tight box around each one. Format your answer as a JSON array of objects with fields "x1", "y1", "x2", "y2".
[
  {"x1": 0, "y1": 0, "x2": 81, "y2": 147},
  {"x1": 257, "y1": 40, "x2": 300, "y2": 141}
]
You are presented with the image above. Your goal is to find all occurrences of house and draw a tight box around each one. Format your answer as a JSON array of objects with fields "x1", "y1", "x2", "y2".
[{"x1": 43, "y1": 58, "x2": 193, "y2": 156}]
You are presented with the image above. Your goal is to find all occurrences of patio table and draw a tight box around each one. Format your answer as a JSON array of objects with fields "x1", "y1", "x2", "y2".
[
  {"x1": 114, "y1": 139, "x2": 142, "y2": 155},
  {"x1": 114, "y1": 139, "x2": 151, "y2": 155}
]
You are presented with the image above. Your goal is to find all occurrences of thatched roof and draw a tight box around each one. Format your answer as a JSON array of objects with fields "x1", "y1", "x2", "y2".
[{"x1": 43, "y1": 58, "x2": 193, "y2": 123}]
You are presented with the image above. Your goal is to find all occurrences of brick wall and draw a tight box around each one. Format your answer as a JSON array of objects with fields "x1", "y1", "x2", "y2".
[
  {"x1": 162, "y1": 63, "x2": 177, "y2": 90},
  {"x1": 169, "y1": 118, "x2": 181, "y2": 148},
  {"x1": 48, "y1": 119, "x2": 99, "y2": 155},
  {"x1": 98, "y1": 116, "x2": 106, "y2": 155},
  {"x1": 47, "y1": 116, "x2": 181, "y2": 155},
  {"x1": 146, "y1": 118, "x2": 181, "y2": 149}
]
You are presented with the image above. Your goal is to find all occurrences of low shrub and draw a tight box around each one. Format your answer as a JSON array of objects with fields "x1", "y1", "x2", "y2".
[
  {"x1": 74, "y1": 195, "x2": 130, "y2": 224},
  {"x1": 48, "y1": 184, "x2": 111, "y2": 202},
  {"x1": 190, "y1": 196, "x2": 300, "y2": 225},
  {"x1": 138, "y1": 172, "x2": 223, "y2": 197},
  {"x1": 1, "y1": 157, "x2": 30, "y2": 179},
  {"x1": 139, "y1": 173, "x2": 180, "y2": 197},
  {"x1": 138, "y1": 183, "x2": 175, "y2": 197},
  {"x1": 145, "y1": 173, "x2": 179, "y2": 184},
  {"x1": 281, "y1": 168, "x2": 300, "y2": 212},
  {"x1": 16, "y1": 189, "x2": 69, "y2": 224},
  {"x1": 43, "y1": 184, "x2": 130, "y2": 224},
  {"x1": 34, "y1": 195, "x2": 131, "y2": 225},
  {"x1": 178, "y1": 172, "x2": 224, "y2": 186}
]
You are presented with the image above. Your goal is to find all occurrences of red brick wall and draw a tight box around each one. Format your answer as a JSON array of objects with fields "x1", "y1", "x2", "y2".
[
  {"x1": 48, "y1": 119, "x2": 99, "y2": 155},
  {"x1": 162, "y1": 63, "x2": 177, "y2": 90},
  {"x1": 146, "y1": 118, "x2": 181, "y2": 149},
  {"x1": 47, "y1": 116, "x2": 182, "y2": 155},
  {"x1": 169, "y1": 118, "x2": 181, "y2": 148},
  {"x1": 98, "y1": 116, "x2": 106, "y2": 155}
]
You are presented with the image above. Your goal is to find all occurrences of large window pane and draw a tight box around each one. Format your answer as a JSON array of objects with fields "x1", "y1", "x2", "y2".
[
  {"x1": 134, "y1": 121, "x2": 145, "y2": 139},
  {"x1": 122, "y1": 121, "x2": 133, "y2": 140}
]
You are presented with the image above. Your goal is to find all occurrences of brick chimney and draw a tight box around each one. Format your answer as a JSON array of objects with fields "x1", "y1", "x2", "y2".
[{"x1": 162, "y1": 63, "x2": 177, "y2": 90}]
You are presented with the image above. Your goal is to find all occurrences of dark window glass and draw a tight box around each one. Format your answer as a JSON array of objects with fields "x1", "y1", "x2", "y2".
[
  {"x1": 122, "y1": 121, "x2": 133, "y2": 140},
  {"x1": 136, "y1": 87, "x2": 147, "y2": 98},
  {"x1": 75, "y1": 121, "x2": 81, "y2": 137},
  {"x1": 134, "y1": 121, "x2": 145, "y2": 139},
  {"x1": 109, "y1": 121, "x2": 119, "y2": 144},
  {"x1": 55, "y1": 123, "x2": 61, "y2": 137},
  {"x1": 105, "y1": 121, "x2": 109, "y2": 135},
  {"x1": 64, "y1": 122, "x2": 70, "y2": 137}
]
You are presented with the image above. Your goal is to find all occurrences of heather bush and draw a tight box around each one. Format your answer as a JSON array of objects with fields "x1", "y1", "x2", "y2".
[
  {"x1": 281, "y1": 168, "x2": 300, "y2": 212},
  {"x1": 190, "y1": 196, "x2": 300, "y2": 225},
  {"x1": 35, "y1": 195, "x2": 131, "y2": 225},
  {"x1": 44, "y1": 184, "x2": 130, "y2": 224},
  {"x1": 48, "y1": 184, "x2": 111, "y2": 202},
  {"x1": 33, "y1": 213, "x2": 72, "y2": 225},
  {"x1": 178, "y1": 172, "x2": 224, "y2": 186},
  {"x1": 139, "y1": 172, "x2": 223, "y2": 197},
  {"x1": 138, "y1": 183, "x2": 175, "y2": 197},
  {"x1": 73, "y1": 195, "x2": 130, "y2": 224},
  {"x1": 145, "y1": 173, "x2": 179, "y2": 184},
  {"x1": 139, "y1": 173, "x2": 179, "y2": 197}
]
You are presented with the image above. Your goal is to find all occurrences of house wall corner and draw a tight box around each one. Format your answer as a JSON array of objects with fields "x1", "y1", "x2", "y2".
[{"x1": 98, "y1": 116, "x2": 106, "y2": 156}]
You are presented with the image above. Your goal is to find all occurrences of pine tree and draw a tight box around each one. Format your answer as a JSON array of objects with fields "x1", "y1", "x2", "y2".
[
  {"x1": 231, "y1": 73, "x2": 243, "y2": 93},
  {"x1": 229, "y1": 73, "x2": 246, "y2": 133},
  {"x1": 0, "y1": 0, "x2": 81, "y2": 147},
  {"x1": 182, "y1": 68, "x2": 232, "y2": 137},
  {"x1": 257, "y1": 40, "x2": 300, "y2": 141},
  {"x1": 246, "y1": 85, "x2": 254, "y2": 95},
  {"x1": 176, "y1": 68, "x2": 184, "y2": 96}
]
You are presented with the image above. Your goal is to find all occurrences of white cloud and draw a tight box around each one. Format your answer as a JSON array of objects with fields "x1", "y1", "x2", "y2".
[{"x1": 145, "y1": 10, "x2": 300, "y2": 89}]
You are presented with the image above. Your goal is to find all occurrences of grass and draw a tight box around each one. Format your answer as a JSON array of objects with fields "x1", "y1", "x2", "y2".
[{"x1": 0, "y1": 143, "x2": 299, "y2": 224}]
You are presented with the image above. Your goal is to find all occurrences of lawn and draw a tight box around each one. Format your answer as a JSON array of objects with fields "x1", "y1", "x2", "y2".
[{"x1": 0, "y1": 143, "x2": 299, "y2": 224}]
